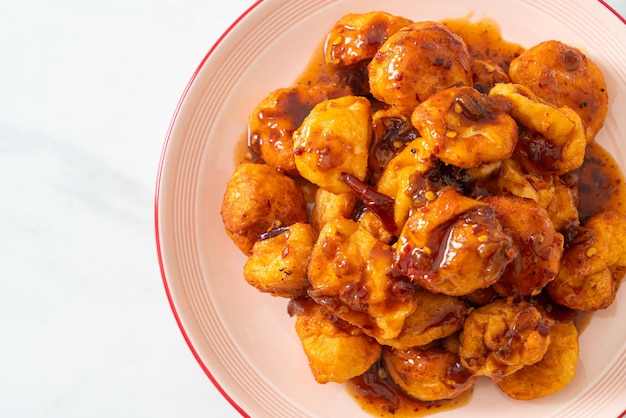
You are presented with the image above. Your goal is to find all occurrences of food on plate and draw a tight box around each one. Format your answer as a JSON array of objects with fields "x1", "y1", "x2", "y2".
[
  {"x1": 547, "y1": 210, "x2": 626, "y2": 310},
  {"x1": 459, "y1": 298, "x2": 553, "y2": 380},
  {"x1": 220, "y1": 162, "x2": 307, "y2": 255},
  {"x1": 508, "y1": 40, "x2": 608, "y2": 142},
  {"x1": 307, "y1": 217, "x2": 416, "y2": 341},
  {"x1": 394, "y1": 188, "x2": 518, "y2": 296},
  {"x1": 382, "y1": 340, "x2": 477, "y2": 401},
  {"x1": 368, "y1": 21, "x2": 473, "y2": 111},
  {"x1": 248, "y1": 84, "x2": 351, "y2": 175},
  {"x1": 411, "y1": 86, "x2": 519, "y2": 169},
  {"x1": 292, "y1": 298, "x2": 382, "y2": 383},
  {"x1": 220, "y1": 10, "x2": 625, "y2": 415},
  {"x1": 484, "y1": 194, "x2": 564, "y2": 297},
  {"x1": 293, "y1": 95, "x2": 373, "y2": 194},
  {"x1": 243, "y1": 222, "x2": 317, "y2": 297},
  {"x1": 496, "y1": 320, "x2": 579, "y2": 399}
]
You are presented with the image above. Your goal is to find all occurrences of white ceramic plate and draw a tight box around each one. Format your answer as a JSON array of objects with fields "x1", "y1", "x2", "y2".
[{"x1": 155, "y1": 1, "x2": 626, "y2": 417}]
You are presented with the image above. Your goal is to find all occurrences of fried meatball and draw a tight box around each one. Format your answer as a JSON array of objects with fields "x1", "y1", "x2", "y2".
[
  {"x1": 490, "y1": 83, "x2": 586, "y2": 175},
  {"x1": 220, "y1": 163, "x2": 307, "y2": 255},
  {"x1": 509, "y1": 40, "x2": 608, "y2": 142},
  {"x1": 393, "y1": 188, "x2": 518, "y2": 296},
  {"x1": 382, "y1": 344, "x2": 476, "y2": 401},
  {"x1": 307, "y1": 217, "x2": 417, "y2": 340},
  {"x1": 459, "y1": 298, "x2": 553, "y2": 381},
  {"x1": 243, "y1": 223, "x2": 317, "y2": 297},
  {"x1": 547, "y1": 210, "x2": 626, "y2": 310},
  {"x1": 324, "y1": 12, "x2": 413, "y2": 67},
  {"x1": 293, "y1": 96, "x2": 372, "y2": 194},
  {"x1": 293, "y1": 298, "x2": 382, "y2": 384},
  {"x1": 368, "y1": 21, "x2": 472, "y2": 110},
  {"x1": 484, "y1": 195, "x2": 564, "y2": 297},
  {"x1": 248, "y1": 84, "x2": 351, "y2": 175},
  {"x1": 379, "y1": 290, "x2": 467, "y2": 349},
  {"x1": 411, "y1": 86, "x2": 518, "y2": 169},
  {"x1": 497, "y1": 320, "x2": 579, "y2": 400}
]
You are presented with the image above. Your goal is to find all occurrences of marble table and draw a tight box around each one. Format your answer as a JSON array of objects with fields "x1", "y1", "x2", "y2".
[{"x1": 1, "y1": 1, "x2": 624, "y2": 417}]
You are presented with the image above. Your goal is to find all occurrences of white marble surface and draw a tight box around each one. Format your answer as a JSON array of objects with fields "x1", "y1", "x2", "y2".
[{"x1": 0, "y1": 1, "x2": 624, "y2": 418}]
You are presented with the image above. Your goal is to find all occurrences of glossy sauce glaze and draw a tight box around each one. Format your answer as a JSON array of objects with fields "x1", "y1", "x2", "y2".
[{"x1": 577, "y1": 142, "x2": 626, "y2": 221}]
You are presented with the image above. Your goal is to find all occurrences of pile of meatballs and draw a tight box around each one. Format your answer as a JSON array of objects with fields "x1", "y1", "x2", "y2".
[{"x1": 220, "y1": 11, "x2": 626, "y2": 405}]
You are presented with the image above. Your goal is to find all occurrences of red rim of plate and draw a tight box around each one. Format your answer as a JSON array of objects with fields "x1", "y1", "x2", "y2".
[{"x1": 154, "y1": 1, "x2": 625, "y2": 417}]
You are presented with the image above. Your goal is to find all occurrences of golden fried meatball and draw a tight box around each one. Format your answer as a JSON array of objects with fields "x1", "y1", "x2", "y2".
[
  {"x1": 383, "y1": 344, "x2": 476, "y2": 401},
  {"x1": 243, "y1": 223, "x2": 317, "y2": 297},
  {"x1": 490, "y1": 83, "x2": 586, "y2": 175},
  {"x1": 411, "y1": 86, "x2": 518, "y2": 169},
  {"x1": 307, "y1": 217, "x2": 417, "y2": 340},
  {"x1": 248, "y1": 84, "x2": 351, "y2": 174},
  {"x1": 293, "y1": 298, "x2": 382, "y2": 384},
  {"x1": 394, "y1": 188, "x2": 518, "y2": 296},
  {"x1": 547, "y1": 210, "x2": 626, "y2": 310},
  {"x1": 497, "y1": 320, "x2": 579, "y2": 399},
  {"x1": 379, "y1": 290, "x2": 467, "y2": 349},
  {"x1": 310, "y1": 188, "x2": 356, "y2": 232},
  {"x1": 459, "y1": 298, "x2": 553, "y2": 381},
  {"x1": 293, "y1": 96, "x2": 372, "y2": 194},
  {"x1": 376, "y1": 136, "x2": 434, "y2": 232},
  {"x1": 221, "y1": 163, "x2": 307, "y2": 255},
  {"x1": 368, "y1": 21, "x2": 472, "y2": 110},
  {"x1": 509, "y1": 40, "x2": 608, "y2": 142},
  {"x1": 325, "y1": 12, "x2": 413, "y2": 67},
  {"x1": 472, "y1": 59, "x2": 511, "y2": 94},
  {"x1": 484, "y1": 195, "x2": 564, "y2": 296}
]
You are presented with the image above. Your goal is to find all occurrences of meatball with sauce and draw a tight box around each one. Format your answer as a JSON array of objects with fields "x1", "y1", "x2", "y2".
[
  {"x1": 490, "y1": 83, "x2": 587, "y2": 176},
  {"x1": 307, "y1": 217, "x2": 417, "y2": 341},
  {"x1": 324, "y1": 11, "x2": 413, "y2": 67},
  {"x1": 368, "y1": 21, "x2": 473, "y2": 111},
  {"x1": 243, "y1": 222, "x2": 317, "y2": 298},
  {"x1": 293, "y1": 95, "x2": 373, "y2": 194},
  {"x1": 292, "y1": 298, "x2": 382, "y2": 384},
  {"x1": 393, "y1": 188, "x2": 518, "y2": 296},
  {"x1": 484, "y1": 194, "x2": 564, "y2": 297},
  {"x1": 248, "y1": 84, "x2": 351, "y2": 175},
  {"x1": 411, "y1": 86, "x2": 518, "y2": 169},
  {"x1": 508, "y1": 40, "x2": 608, "y2": 142},
  {"x1": 382, "y1": 343, "x2": 476, "y2": 401},
  {"x1": 497, "y1": 320, "x2": 579, "y2": 400},
  {"x1": 378, "y1": 290, "x2": 468, "y2": 349},
  {"x1": 459, "y1": 298, "x2": 553, "y2": 381},
  {"x1": 220, "y1": 163, "x2": 307, "y2": 255},
  {"x1": 547, "y1": 210, "x2": 626, "y2": 311}
]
